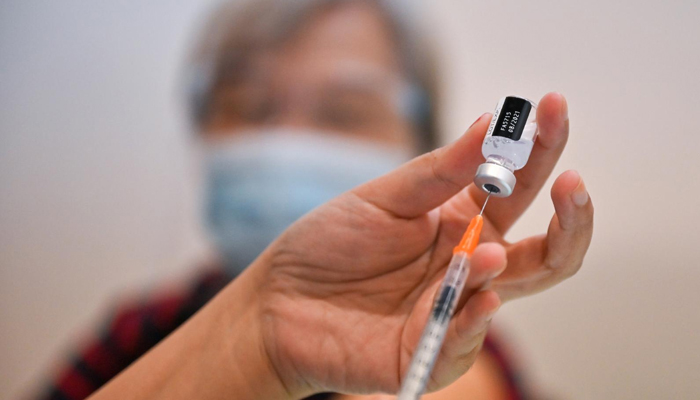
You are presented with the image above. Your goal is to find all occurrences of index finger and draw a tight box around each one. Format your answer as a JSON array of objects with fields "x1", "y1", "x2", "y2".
[{"x1": 353, "y1": 113, "x2": 491, "y2": 219}]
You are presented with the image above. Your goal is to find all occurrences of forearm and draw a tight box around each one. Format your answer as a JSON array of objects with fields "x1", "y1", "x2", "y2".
[{"x1": 88, "y1": 272, "x2": 293, "y2": 400}]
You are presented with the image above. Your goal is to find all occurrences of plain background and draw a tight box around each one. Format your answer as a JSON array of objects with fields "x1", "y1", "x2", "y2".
[{"x1": 2, "y1": 0, "x2": 700, "y2": 398}]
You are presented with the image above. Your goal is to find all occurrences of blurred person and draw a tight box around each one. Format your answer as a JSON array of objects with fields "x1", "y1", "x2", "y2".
[{"x1": 32, "y1": 0, "x2": 593, "y2": 399}]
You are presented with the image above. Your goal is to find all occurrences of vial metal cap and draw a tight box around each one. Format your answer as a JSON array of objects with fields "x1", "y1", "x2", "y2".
[{"x1": 474, "y1": 163, "x2": 516, "y2": 197}]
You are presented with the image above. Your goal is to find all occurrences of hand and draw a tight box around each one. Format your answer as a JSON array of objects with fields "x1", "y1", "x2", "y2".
[{"x1": 243, "y1": 92, "x2": 594, "y2": 397}]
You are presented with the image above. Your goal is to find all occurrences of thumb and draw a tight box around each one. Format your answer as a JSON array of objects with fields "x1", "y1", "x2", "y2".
[{"x1": 352, "y1": 113, "x2": 490, "y2": 219}]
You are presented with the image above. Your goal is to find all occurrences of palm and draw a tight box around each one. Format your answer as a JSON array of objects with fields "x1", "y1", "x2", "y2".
[
  {"x1": 261, "y1": 190, "x2": 509, "y2": 394},
  {"x1": 263, "y1": 194, "x2": 441, "y2": 393},
  {"x1": 257, "y1": 93, "x2": 593, "y2": 396}
]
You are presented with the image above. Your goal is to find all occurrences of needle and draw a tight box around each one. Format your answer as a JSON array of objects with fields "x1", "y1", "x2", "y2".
[{"x1": 479, "y1": 192, "x2": 492, "y2": 216}]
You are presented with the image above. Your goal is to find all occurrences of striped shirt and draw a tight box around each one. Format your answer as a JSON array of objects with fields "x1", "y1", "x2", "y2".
[{"x1": 36, "y1": 268, "x2": 527, "y2": 400}]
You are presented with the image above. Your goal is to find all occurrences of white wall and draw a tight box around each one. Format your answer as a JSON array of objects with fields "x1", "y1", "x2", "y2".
[{"x1": 1, "y1": 0, "x2": 699, "y2": 399}]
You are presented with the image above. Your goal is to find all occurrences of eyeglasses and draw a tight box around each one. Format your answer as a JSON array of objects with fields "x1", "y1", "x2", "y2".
[{"x1": 203, "y1": 60, "x2": 420, "y2": 146}]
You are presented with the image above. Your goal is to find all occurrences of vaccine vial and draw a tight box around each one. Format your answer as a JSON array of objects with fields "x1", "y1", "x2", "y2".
[{"x1": 474, "y1": 96, "x2": 538, "y2": 197}]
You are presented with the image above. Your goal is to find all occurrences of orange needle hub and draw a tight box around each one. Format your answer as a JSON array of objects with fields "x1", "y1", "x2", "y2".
[{"x1": 453, "y1": 214, "x2": 484, "y2": 255}]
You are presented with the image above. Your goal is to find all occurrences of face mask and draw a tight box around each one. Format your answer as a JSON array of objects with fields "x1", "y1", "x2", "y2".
[{"x1": 203, "y1": 129, "x2": 411, "y2": 275}]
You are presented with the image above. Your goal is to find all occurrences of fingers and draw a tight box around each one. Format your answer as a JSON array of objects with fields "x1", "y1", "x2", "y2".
[
  {"x1": 428, "y1": 290, "x2": 501, "y2": 390},
  {"x1": 453, "y1": 290, "x2": 501, "y2": 340},
  {"x1": 494, "y1": 170, "x2": 594, "y2": 301},
  {"x1": 469, "y1": 92, "x2": 570, "y2": 233},
  {"x1": 463, "y1": 243, "x2": 507, "y2": 291},
  {"x1": 352, "y1": 113, "x2": 491, "y2": 219},
  {"x1": 404, "y1": 244, "x2": 505, "y2": 391},
  {"x1": 421, "y1": 244, "x2": 505, "y2": 390},
  {"x1": 440, "y1": 242, "x2": 507, "y2": 314},
  {"x1": 546, "y1": 170, "x2": 594, "y2": 269}
]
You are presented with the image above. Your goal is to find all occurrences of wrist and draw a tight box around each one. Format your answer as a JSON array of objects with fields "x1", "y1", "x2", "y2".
[
  {"x1": 88, "y1": 264, "x2": 298, "y2": 400},
  {"x1": 212, "y1": 266, "x2": 301, "y2": 400}
]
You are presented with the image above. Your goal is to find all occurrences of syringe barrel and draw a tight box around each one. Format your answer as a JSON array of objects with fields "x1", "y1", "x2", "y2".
[{"x1": 397, "y1": 252, "x2": 471, "y2": 400}]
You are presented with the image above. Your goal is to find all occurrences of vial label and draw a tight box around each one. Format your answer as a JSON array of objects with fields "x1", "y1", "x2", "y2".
[{"x1": 491, "y1": 96, "x2": 532, "y2": 141}]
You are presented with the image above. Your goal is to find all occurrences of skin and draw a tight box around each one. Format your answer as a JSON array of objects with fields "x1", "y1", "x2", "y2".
[
  {"x1": 88, "y1": 2, "x2": 593, "y2": 399},
  {"x1": 88, "y1": 93, "x2": 593, "y2": 400}
]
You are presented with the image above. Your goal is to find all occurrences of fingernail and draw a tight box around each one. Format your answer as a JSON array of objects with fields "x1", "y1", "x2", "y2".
[
  {"x1": 485, "y1": 304, "x2": 500, "y2": 321},
  {"x1": 571, "y1": 175, "x2": 589, "y2": 207},
  {"x1": 469, "y1": 113, "x2": 489, "y2": 129},
  {"x1": 558, "y1": 93, "x2": 569, "y2": 121}
]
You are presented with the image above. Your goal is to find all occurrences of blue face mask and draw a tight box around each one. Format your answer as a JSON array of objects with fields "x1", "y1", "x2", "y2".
[{"x1": 204, "y1": 129, "x2": 411, "y2": 275}]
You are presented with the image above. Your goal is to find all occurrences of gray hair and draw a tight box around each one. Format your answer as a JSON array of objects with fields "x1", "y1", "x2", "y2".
[{"x1": 185, "y1": 0, "x2": 440, "y2": 151}]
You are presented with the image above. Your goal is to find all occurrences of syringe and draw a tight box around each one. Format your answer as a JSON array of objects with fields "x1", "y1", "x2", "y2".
[{"x1": 397, "y1": 194, "x2": 491, "y2": 400}]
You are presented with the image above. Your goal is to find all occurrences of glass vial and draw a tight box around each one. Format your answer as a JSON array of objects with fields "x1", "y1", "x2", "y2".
[{"x1": 474, "y1": 96, "x2": 538, "y2": 197}]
